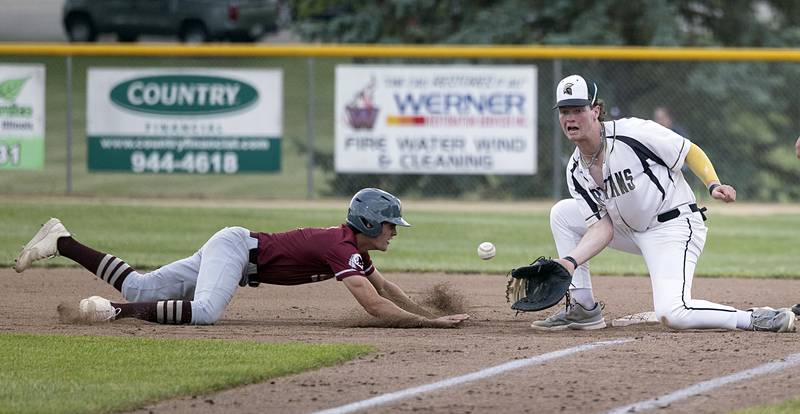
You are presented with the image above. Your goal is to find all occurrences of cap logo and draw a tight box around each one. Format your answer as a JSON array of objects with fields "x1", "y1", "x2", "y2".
[{"x1": 563, "y1": 82, "x2": 574, "y2": 95}]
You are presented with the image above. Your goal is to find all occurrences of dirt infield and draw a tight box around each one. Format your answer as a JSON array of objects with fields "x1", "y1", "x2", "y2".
[{"x1": 3, "y1": 268, "x2": 799, "y2": 414}]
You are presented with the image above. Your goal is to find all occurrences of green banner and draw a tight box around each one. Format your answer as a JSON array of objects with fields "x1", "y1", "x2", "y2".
[
  {"x1": 88, "y1": 136, "x2": 281, "y2": 173},
  {"x1": 0, "y1": 138, "x2": 43, "y2": 170},
  {"x1": 0, "y1": 64, "x2": 45, "y2": 170}
]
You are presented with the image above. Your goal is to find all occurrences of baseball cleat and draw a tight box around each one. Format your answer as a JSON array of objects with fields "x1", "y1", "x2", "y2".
[
  {"x1": 78, "y1": 296, "x2": 120, "y2": 323},
  {"x1": 749, "y1": 307, "x2": 796, "y2": 333},
  {"x1": 792, "y1": 304, "x2": 800, "y2": 316},
  {"x1": 530, "y1": 298, "x2": 606, "y2": 331},
  {"x1": 14, "y1": 218, "x2": 71, "y2": 273}
]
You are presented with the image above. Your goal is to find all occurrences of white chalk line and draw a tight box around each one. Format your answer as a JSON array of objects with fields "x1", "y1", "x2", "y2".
[
  {"x1": 605, "y1": 352, "x2": 800, "y2": 414},
  {"x1": 311, "y1": 338, "x2": 634, "y2": 414}
]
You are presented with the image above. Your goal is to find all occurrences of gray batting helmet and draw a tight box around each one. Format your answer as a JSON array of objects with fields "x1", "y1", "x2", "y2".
[{"x1": 347, "y1": 188, "x2": 411, "y2": 238}]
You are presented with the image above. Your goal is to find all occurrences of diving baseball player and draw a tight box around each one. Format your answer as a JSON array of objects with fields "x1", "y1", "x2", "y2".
[
  {"x1": 530, "y1": 74, "x2": 795, "y2": 332},
  {"x1": 13, "y1": 188, "x2": 469, "y2": 328}
]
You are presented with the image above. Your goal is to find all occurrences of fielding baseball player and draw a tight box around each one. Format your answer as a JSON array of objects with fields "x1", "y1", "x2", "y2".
[
  {"x1": 532, "y1": 74, "x2": 795, "y2": 332},
  {"x1": 13, "y1": 188, "x2": 469, "y2": 328}
]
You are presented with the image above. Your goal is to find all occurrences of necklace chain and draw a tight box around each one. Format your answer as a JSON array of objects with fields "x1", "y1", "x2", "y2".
[{"x1": 580, "y1": 125, "x2": 606, "y2": 169}]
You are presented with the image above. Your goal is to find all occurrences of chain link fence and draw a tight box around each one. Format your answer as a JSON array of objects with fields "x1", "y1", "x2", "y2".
[{"x1": 1, "y1": 46, "x2": 799, "y2": 202}]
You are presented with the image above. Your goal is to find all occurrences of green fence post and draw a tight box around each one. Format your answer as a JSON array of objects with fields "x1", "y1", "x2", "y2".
[
  {"x1": 66, "y1": 55, "x2": 73, "y2": 195},
  {"x1": 306, "y1": 57, "x2": 316, "y2": 199},
  {"x1": 552, "y1": 59, "x2": 562, "y2": 200}
]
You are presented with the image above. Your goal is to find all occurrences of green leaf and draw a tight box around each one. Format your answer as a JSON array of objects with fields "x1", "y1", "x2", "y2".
[{"x1": 0, "y1": 77, "x2": 29, "y2": 102}]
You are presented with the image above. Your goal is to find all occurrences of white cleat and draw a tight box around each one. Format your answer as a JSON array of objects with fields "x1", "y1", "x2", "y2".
[
  {"x1": 13, "y1": 218, "x2": 71, "y2": 273},
  {"x1": 78, "y1": 296, "x2": 120, "y2": 323}
]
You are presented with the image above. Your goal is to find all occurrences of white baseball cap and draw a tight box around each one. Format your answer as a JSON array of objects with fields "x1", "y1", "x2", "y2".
[{"x1": 553, "y1": 74, "x2": 598, "y2": 109}]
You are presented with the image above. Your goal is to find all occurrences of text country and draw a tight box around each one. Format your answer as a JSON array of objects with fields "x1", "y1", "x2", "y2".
[{"x1": 127, "y1": 82, "x2": 240, "y2": 107}]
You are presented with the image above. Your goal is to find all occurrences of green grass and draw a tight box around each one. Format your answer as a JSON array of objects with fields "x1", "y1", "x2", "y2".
[
  {"x1": 0, "y1": 333, "x2": 372, "y2": 414},
  {"x1": 0, "y1": 55, "x2": 346, "y2": 198},
  {"x1": 733, "y1": 398, "x2": 800, "y2": 414},
  {"x1": 2, "y1": 199, "x2": 799, "y2": 277}
]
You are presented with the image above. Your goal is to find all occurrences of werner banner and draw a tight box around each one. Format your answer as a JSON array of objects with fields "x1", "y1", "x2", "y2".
[
  {"x1": 87, "y1": 68, "x2": 282, "y2": 174},
  {"x1": 335, "y1": 65, "x2": 537, "y2": 175}
]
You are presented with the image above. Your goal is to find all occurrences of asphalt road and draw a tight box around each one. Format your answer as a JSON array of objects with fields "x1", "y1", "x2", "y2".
[
  {"x1": 0, "y1": 0, "x2": 298, "y2": 43},
  {"x1": 0, "y1": 0, "x2": 65, "y2": 41}
]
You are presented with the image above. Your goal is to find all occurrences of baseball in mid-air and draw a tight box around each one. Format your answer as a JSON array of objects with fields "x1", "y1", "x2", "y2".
[{"x1": 477, "y1": 241, "x2": 496, "y2": 260}]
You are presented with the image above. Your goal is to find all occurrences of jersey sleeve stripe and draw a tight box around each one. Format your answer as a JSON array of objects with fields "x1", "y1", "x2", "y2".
[
  {"x1": 570, "y1": 159, "x2": 601, "y2": 220},
  {"x1": 616, "y1": 135, "x2": 670, "y2": 170},
  {"x1": 616, "y1": 135, "x2": 668, "y2": 200},
  {"x1": 670, "y1": 138, "x2": 687, "y2": 170},
  {"x1": 335, "y1": 268, "x2": 363, "y2": 277}
]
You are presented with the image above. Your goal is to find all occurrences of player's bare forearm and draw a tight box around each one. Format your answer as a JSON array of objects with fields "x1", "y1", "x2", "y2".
[
  {"x1": 379, "y1": 280, "x2": 438, "y2": 318},
  {"x1": 377, "y1": 284, "x2": 470, "y2": 327},
  {"x1": 367, "y1": 297, "x2": 429, "y2": 322},
  {"x1": 559, "y1": 215, "x2": 613, "y2": 271},
  {"x1": 367, "y1": 269, "x2": 437, "y2": 318},
  {"x1": 343, "y1": 275, "x2": 465, "y2": 327},
  {"x1": 361, "y1": 297, "x2": 466, "y2": 328},
  {"x1": 346, "y1": 277, "x2": 427, "y2": 319}
]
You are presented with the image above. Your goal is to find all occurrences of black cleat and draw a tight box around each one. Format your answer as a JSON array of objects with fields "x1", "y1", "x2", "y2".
[{"x1": 792, "y1": 304, "x2": 800, "y2": 316}]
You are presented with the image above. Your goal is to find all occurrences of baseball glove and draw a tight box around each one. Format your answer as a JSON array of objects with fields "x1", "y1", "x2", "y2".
[{"x1": 505, "y1": 256, "x2": 572, "y2": 312}]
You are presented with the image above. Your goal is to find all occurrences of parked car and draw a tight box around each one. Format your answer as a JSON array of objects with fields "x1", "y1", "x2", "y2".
[{"x1": 62, "y1": 0, "x2": 280, "y2": 43}]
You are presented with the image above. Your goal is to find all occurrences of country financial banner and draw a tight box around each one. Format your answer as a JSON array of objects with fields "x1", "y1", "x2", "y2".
[
  {"x1": 87, "y1": 68, "x2": 282, "y2": 173},
  {"x1": 335, "y1": 65, "x2": 537, "y2": 175},
  {"x1": 0, "y1": 64, "x2": 45, "y2": 170}
]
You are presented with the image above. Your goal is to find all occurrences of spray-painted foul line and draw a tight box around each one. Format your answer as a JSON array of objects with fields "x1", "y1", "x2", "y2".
[
  {"x1": 311, "y1": 338, "x2": 635, "y2": 414},
  {"x1": 605, "y1": 352, "x2": 800, "y2": 414}
]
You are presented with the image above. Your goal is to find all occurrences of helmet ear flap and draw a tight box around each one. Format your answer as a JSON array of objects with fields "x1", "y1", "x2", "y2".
[{"x1": 359, "y1": 216, "x2": 375, "y2": 232}]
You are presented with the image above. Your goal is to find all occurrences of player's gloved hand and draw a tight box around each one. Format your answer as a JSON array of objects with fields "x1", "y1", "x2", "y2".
[
  {"x1": 506, "y1": 257, "x2": 572, "y2": 312},
  {"x1": 711, "y1": 184, "x2": 736, "y2": 203}
]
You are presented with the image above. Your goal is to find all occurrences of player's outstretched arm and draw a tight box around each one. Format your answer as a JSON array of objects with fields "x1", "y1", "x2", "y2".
[
  {"x1": 343, "y1": 275, "x2": 469, "y2": 328},
  {"x1": 558, "y1": 215, "x2": 613, "y2": 272},
  {"x1": 366, "y1": 269, "x2": 437, "y2": 318},
  {"x1": 685, "y1": 143, "x2": 736, "y2": 203}
]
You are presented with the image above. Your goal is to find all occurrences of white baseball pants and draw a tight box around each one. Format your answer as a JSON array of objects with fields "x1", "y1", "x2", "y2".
[
  {"x1": 120, "y1": 226, "x2": 257, "y2": 324},
  {"x1": 550, "y1": 199, "x2": 738, "y2": 330}
]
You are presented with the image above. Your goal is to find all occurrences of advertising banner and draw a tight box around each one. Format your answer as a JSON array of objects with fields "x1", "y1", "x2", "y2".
[
  {"x1": 0, "y1": 64, "x2": 45, "y2": 170},
  {"x1": 335, "y1": 65, "x2": 537, "y2": 175},
  {"x1": 87, "y1": 68, "x2": 282, "y2": 173}
]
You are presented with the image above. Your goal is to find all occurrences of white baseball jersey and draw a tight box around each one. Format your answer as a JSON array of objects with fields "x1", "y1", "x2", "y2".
[
  {"x1": 566, "y1": 117, "x2": 695, "y2": 232},
  {"x1": 555, "y1": 117, "x2": 741, "y2": 331}
]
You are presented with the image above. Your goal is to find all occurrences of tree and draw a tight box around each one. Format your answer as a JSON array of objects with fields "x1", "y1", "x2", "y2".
[{"x1": 288, "y1": 0, "x2": 800, "y2": 200}]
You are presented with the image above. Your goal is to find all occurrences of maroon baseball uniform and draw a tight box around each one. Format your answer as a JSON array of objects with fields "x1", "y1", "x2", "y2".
[{"x1": 249, "y1": 224, "x2": 374, "y2": 285}]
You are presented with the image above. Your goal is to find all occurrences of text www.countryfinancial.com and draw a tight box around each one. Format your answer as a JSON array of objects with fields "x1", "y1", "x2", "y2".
[{"x1": 98, "y1": 137, "x2": 271, "y2": 152}]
